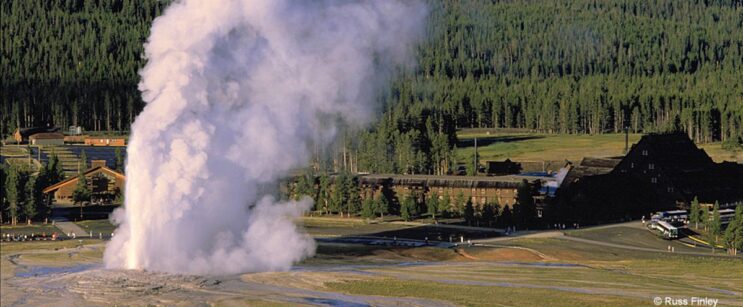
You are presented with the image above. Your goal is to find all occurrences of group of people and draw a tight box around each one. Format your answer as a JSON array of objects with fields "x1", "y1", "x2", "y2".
[
  {"x1": 1, "y1": 232, "x2": 59, "y2": 242},
  {"x1": 552, "y1": 223, "x2": 580, "y2": 230}
]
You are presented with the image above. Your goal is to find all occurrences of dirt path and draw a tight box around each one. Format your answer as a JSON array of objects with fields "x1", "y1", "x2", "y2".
[{"x1": 55, "y1": 222, "x2": 88, "y2": 237}]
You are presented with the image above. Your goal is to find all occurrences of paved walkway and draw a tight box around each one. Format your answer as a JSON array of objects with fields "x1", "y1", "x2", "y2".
[{"x1": 55, "y1": 222, "x2": 89, "y2": 238}]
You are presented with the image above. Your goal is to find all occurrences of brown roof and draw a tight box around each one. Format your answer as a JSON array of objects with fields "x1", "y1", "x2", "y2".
[
  {"x1": 43, "y1": 166, "x2": 125, "y2": 194},
  {"x1": 29, "y1": 132, "x2": 65, "y2": 140},
  {"x1": 561, "y1": 158, "x2": 620, "y2": 189},
  {"x1": 15, "y1": 127, "x2": 60, "y2": 138}
]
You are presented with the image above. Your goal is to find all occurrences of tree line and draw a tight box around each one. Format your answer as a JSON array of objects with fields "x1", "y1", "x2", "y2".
[{"x1": 1, "y1": 0, "x2": 168, "y2": 136}]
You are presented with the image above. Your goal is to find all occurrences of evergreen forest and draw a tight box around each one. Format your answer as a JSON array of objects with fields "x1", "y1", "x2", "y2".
[{"x1": 2, "y1": 0, "x2": 742, "y2": 175}]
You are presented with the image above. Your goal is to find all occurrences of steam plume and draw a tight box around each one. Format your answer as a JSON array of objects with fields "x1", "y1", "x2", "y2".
[{"x1": 103, "y1": 0, "x2": 425, "y2": 275}]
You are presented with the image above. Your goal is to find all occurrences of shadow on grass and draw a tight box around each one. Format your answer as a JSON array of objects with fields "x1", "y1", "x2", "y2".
[
  {"x1": 456, "y1": 135, "x2": 544, "y2": 148},
  {"x1": 336, "y1": 224, "x2": 502, "y2": 242}
]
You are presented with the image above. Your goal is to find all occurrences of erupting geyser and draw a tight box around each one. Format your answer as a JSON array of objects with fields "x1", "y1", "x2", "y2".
[{"x1": 103, "y1": 0, "x2": 426, "y2": 275}]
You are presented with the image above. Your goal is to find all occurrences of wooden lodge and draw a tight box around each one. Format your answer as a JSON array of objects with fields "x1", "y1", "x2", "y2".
[
  {"x1": 555, "y1": 132, "x2": 743, "y2": 223},
  {"x1": 43, "y1": 166, "x2": 125, "y2": 205},
  {"x1": 357, "y1": 174, "x2": 539, "y2": 209}
]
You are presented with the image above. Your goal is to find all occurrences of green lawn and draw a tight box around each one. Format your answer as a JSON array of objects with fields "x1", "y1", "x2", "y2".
[
  {"x1": 75, "y1": 219, "x2": 117, "y2": 237},
  {"x1": 456, "y1": 132, "x2": 741, "y2": 163},
  {"x1": 299, "y1": 217, "x2": 412, "y2": 237},
  {"x1": 566, "y1": 226, "x2": 705, "y2": 253}
]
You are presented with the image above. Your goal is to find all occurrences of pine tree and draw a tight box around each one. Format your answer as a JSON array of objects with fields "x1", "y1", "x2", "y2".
[
  {"x1": 72, "y1": 169, "x2": 91, "y2": 220},
  {"x1": 500, "y1": 205, "x2": 513, "y2": 229},
  {"x1": 5, "y1": 166, "x2": 21, "y2": 225},
  {"x1": 723, "y1": 205, "x2": 743, "y2": 255},
  {"x1": 464, "y1": 200, "x2": 475, "y2": 226},
  {"x1": 23, "y1": 174, "x2": 37, "y2": 224},
  {"x1": 375, "y1": 194, "x2": 389, "y2": 219},
  {"x1": 710, "y1": 201, "x2": 722, "y2": 245},
  {"x1": 514, "y1": 180, "x2": 537, "y2": 227},
  {"x1": 318, "y1": 174, "x2": 330, "y2": 214},
  {"x1": 361, "y1": 197, "x2": 375, "y2": 219},
  {"x1": 454, "y1": 191, "x2": 466, "y2": 217},
  {"x1": 427, "y1": 191, "x2": 439, "y2": 220},
  {"x1": 114, "y1": 146, "x2": 124, "y2": 172},
  {"x1": 345, "y1": 176, "x2": 361, "y2": 217},
  {"x1": 400, "y1": 196, "x2": 412, "y2": 221},
  {"x1": 689, "y1": 196, "x2": 701, "y2": 229},
  {"x1": 440, "y1": 190, "x2": 451, "y2": 217},
  {"x1": 79, "y1": 150, "x2": 88, "y2": 171}
]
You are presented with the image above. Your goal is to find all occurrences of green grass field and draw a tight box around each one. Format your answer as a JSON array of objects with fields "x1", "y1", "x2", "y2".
[
  {"x1": 566, "y1": 225, "x2": 705, "y2": 253},
  {"x1": 75, "y1": 219, "x2": 117, "y2": 236},
  {"x1": 456, "y1": 132, "x2": 741, "y2": 163}
]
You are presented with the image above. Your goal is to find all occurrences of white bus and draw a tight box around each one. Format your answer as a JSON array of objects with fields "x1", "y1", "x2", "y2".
[
  {"x1": 719, "y1": 209, "x2": 736, "y2": 226},
  {"x1": 651, "y1": 210, "x2": 687, "y2": 225},
  {"x1": 652, "y1": 221, "x2": 679, "y2": 240}
]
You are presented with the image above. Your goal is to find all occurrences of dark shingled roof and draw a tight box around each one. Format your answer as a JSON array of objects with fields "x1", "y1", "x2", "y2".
[
  {"x1": 15, "y1": 127, "x2": 60, "y2": 138},
  {"x1": 613, "y1": 132, "x2": 743, "y2": 204},
  {"x1": 561, "y1": 157, "x2": 621, "y2": 189}
]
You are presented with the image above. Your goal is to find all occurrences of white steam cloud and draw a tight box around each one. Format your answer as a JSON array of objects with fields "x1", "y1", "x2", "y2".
[{"x1": 104, "y1": 0, "x2": 426, "y2": 275}]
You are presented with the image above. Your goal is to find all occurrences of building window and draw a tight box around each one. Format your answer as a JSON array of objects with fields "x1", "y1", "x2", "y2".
[
  {"x1": 667, "y1": 187, "x2": 674, "y2": 193},
  {"x1": 648, "y1": 163, "x2": 655, "y2": 170},
  {"x1": 642, "y1": 150, "x2": 648, "y2": 156},
  {"x1": 630, "y1": 162, "x2": 634, "y2": 168},
  {"x1": 651, "y1": 177, "x2": 657, "y2": 184}
]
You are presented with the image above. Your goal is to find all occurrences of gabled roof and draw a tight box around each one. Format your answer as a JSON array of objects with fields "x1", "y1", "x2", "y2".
[
  {"x1": 616, "y1": 132, "x2": 742, "y2": 203},
  {"x1": 43, "y1": 166, "x2": 125, "y2": 193},
  {"x1": 15, "y1": 127, "x2": 60, "y2": 138}
]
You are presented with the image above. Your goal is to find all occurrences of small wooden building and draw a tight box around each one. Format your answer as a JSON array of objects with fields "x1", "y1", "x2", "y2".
[
  {"x1": 13, "y1": 127, "x2": 61, "y2": 143},
  {"x1": 43, "y1": 166, "x2": 125, "y2": 205},
  {"x1": 84, "y1": 136, "x2": 126, "y2": 146},
  {"x1": 29, "y1": 132, "x2": 65, "y2": 146}
]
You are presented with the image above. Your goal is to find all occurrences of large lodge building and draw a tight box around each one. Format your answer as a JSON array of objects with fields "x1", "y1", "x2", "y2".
[
  {"x1": 311, "y1": 132, "x2": 742, "y2": 222},
  {"x1": 359, "y1": 174, "x2": 531, "y2": 207}
]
